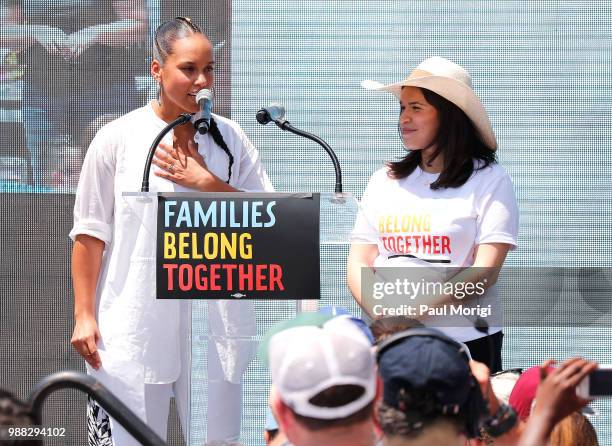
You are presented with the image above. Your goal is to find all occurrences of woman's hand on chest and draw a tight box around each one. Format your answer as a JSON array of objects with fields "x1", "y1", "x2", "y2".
[{"x1": 152, "y1": 136, "x2": 215, "y2": 191}]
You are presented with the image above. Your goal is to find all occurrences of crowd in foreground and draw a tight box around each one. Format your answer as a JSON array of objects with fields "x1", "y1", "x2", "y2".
[
  {"x1": 261, "y1": 312, "x2": 599, "y2": 446},
  {"x1": 0, "y1": 312, "x2": 601, "y2": 446}
]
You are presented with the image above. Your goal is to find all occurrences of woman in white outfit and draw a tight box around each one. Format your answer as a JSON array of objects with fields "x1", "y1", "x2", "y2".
[{"x1": 70, "y1": 17, "x2": 272, "y2": 445}]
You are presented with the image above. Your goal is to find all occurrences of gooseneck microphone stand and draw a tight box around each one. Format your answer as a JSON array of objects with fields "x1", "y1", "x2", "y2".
[
  {"x1": 279, "y1": 120, "x2": 343, "y2": 194},
  {"x1": 257, "y1": 110, "x2": 343, "y2": 194},
  {"x1": 141, "y1": 113, "x2": 192, "y2": 192}
]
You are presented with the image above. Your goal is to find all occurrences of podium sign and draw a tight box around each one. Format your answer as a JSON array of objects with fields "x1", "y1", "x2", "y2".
[{"x1": 156, "y1": 192, "x2": 320, "y2": 300}]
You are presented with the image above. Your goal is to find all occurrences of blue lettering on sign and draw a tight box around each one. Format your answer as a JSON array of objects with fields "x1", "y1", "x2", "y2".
[
  {"x1": 164, "y1": 200, "x2": 177, "y2": 227},
  {"x1": 166, "y1": 200, "x2": 278, "y2": 228}
]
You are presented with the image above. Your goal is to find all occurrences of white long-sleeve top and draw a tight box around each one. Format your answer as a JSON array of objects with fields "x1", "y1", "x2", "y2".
[{"x1": 70, "y1": 102, "x2": 273, "y2": 383}]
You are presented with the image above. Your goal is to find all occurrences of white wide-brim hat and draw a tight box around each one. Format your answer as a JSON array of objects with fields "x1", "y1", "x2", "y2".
[{"x1": 361, "y1": 56, "x2": 497, "y2": 150}]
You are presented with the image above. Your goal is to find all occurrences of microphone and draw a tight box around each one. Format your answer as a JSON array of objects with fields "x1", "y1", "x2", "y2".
[
  {"x1": 256, "y1": 102, "x2": 286, "y2": 125},
  {"x1": 193, "y1": 89, "x2": 214, "y2": 134}
]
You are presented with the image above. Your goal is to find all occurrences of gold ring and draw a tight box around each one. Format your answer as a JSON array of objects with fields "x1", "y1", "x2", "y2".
[{"x1": 168, "y1": 163, "x2": 174, "y2": 172}]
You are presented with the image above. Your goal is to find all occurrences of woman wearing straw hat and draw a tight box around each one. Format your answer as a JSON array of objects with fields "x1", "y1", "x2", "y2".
[{"x1": 348, "y1": 56, "x2": 518, "y2": 372}]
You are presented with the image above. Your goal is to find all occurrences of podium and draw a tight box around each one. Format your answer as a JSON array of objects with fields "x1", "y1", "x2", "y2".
[{"x1": 122, "y1": 191, "x2": 361, "y2": 444}]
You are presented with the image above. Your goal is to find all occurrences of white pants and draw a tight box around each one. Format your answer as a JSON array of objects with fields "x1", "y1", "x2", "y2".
[
  {"x1": 91, "y1": 301, "x2": 254, "y2": 445},
  {"x1": 101, "y1": 351, "x2": 244, "y2": 445},
  {"x1": 109, "y1": 381, "x2": 186, "y2": 446}
]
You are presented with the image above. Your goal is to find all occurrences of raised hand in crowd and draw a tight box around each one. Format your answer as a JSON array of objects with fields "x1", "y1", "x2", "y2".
[{"x1": 518, "y1": 358, "x2": 597, "y2": 446}]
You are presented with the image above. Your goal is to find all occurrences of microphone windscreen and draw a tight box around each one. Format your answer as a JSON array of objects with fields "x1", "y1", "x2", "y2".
[
  {"x1": 256, "y1": 109, "x2": 270, "y2": 125},
  {"x1": 196, "y1": 89, "x2": 214, "y2": 104},
  {"x1": 267, "y1": 102, "x2": 286, "y2": 121}
]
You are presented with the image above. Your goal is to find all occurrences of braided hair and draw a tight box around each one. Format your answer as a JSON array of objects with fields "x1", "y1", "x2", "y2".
[
  {"x1": 153, "y1": 17, "x2": 234, "y2": 183},
  {"x1": 209, "y1": 117, "x2": 234, "y2": 183}
]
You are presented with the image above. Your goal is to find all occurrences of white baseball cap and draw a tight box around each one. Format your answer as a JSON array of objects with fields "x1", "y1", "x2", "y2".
[{"x1": 266, "y1": 315, "x2": 377, "y2": 420}]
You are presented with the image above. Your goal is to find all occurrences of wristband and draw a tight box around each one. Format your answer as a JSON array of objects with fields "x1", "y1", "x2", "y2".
[{"x1": 482, "y1": 402, "x2": 518, "y2": 438}]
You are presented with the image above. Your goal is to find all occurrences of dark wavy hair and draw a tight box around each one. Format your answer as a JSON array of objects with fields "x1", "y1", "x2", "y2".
[
  {"x1": 377, "y1": 389, "x2": 467, "y2": 439},
  {"x1": 387, "y1": 87, "x2": 496, "y2": 190}
]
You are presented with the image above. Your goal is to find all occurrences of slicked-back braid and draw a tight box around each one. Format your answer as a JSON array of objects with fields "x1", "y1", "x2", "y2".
[{"x1": 208, "y1": 117, "x2": 234, "y2": 183}]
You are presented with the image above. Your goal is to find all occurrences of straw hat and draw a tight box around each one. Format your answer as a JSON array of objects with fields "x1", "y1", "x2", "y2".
[{"x1": 361, "y1": 56, "x2": 497, "y2": 150}]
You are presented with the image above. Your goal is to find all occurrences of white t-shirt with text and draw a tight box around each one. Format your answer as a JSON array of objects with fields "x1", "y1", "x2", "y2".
[{"x1": 353, "y1": 162, "x2": 519, "y2": 342}]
